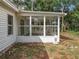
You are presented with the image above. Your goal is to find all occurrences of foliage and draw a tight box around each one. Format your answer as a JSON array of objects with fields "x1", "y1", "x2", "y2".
[
  {"x1": 12, "y1": 0, "x2": 79, "y2": 32},
  {"x1": 12, "y1": 0, "x2": 79, "y2": 11},
  {"x1": 64, "y1": 9, "x2": 79, "y2": 31},
  {"x1": 34, "y1": 0, "x2": 60, "y2": 11}
]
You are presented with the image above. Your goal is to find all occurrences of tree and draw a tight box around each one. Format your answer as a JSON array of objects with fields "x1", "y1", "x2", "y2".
[
  {"x1": 11, "y1": 0, "x2": 79, "y2": 32},
  {"x1": 64, "y1": 9, "x2": 79, "y2": 31}
]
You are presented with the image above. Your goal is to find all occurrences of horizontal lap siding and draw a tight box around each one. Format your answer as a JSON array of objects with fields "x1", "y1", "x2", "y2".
[
  {"x1": 0, "y1": 6, "x2": 7, "y2": 40},
  {"x1": 16, "y1": 36, "x2": 59, "y2": 44},
  {"x1": 0, "y1": 6, "x2": 16, "y2": 51}
]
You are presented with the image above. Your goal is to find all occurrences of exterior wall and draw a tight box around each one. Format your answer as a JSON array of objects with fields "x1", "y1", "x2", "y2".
[
  {"x1": 16, "y1": 36, "x2": 59, "y2": 44},
  {"x1": 0, "y1": 1, "x2": 62, "y2": 51},
  {"x1": 0, "y1": 5, "x2": 17, "y2": 51}
]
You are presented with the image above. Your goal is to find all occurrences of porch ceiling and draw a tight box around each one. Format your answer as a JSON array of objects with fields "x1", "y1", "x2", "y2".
[{"x1": 18, "y1": 10, "x2": 67, "y2": 17}]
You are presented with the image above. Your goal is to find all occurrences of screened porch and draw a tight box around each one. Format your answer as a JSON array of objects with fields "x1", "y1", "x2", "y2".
[
  {"x1": 16, "y1": 11, "x2": 66, "y2": 44},
  {"x1": 18, "y1": 16, "x2": 58, "y2": 36}
]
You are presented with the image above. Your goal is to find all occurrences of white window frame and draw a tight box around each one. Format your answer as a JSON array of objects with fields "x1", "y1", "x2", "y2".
[
  {"x1": 31, "y1": 16, "x2": 44, "y2": 36},
  {"x1": 8, "y1": 14, "x2": 13, "y2": 35},
  {"x1": 45, "y1": 16, "x2": 58, "y2": 36},
  {"x1": 18, "y1": 16, "x2": 30, "y2": 36}
]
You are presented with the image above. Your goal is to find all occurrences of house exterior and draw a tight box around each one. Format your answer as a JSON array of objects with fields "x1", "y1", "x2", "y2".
[{"x1": 0, "y1": 0, "x2": 66, "y2": 52}]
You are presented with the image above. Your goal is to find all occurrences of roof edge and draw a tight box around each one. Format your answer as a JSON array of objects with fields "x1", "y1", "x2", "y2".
[
  {"x1": 1, "y1": 0, "x2": 67, "y2": 16},
  {"x1": 19, "y1": 10, "x2": 67, "y2": 16},
  {"x1": 2, "y1": 0, "x2": 18, "y2": 12}
]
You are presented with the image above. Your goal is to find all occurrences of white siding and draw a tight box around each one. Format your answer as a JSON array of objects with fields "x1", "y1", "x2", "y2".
[
  {"x1": 16, "y1": 36, "x2": 59, "y2": 44},
  {"x1": 0, "y1": 6, "x2": 17, "y2": 51}
]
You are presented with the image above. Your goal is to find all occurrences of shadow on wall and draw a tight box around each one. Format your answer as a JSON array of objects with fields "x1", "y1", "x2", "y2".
[{"x1": 0, "y1": 43, "x2": 50, "y2": 59}]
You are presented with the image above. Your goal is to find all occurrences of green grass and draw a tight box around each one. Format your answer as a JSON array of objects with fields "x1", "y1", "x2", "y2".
[{"x1": 67, "y1": 31, "x2": 79, "y2": 36}]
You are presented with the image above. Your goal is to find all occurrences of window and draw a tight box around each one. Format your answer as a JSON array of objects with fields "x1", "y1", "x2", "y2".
[
  {"x1": 20, "y1": 20, "x2": 24, "y2": 25},
  {"x1": 32, "y1": 27, "x2": 43, "y2": 35},
  {"x1": 32, "y1": 16, "x2": 43, "y2": 36},
  {"x1": 18, "y1": 16, "x2": 30, "y2": 36},
  {"x1": 46, "y1": 16, "x2": 58, "y2": 25},
  {"x1": 46, "y1": 16, "x2": 58, "y2": 36},
  {"x1": 18, "y1": 16, "x2": 58, "y2": 36},
  {"x1": 8, "y1": 15, "x2": 13, "y2": 35},
  {"x1": 32, "y1": 16, "x2": 44, "y2": 25}
]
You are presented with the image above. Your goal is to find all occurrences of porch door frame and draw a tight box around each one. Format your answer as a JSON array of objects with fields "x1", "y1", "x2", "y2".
[
  {"x1": 29, "y1": 16, "x2": 45, "y2": 36},
  {"x1": 57, "y1": 16, "x2": 60, "y2": 42},
  {"x1": 30, "y1": 16, "x2": 32, "y2": 36}
]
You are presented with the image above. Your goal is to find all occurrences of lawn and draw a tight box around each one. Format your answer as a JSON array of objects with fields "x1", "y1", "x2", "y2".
[
  {"x1": 67, "y1": 31, "x2": 79, "y2": 36},
  {"x1": 0, "y1": 39, "x2": 79, "y2": 59}
]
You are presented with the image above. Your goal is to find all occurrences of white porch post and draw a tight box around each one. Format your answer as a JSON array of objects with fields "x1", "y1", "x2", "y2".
[
  {"x1": 30, "y1": 16, "x2": 32, "y2": 36},
  {"x1": 44, "y1": 16, "x2": 46, "y2": 36},
  {"x1": 57, "y1": 16, "x2": 60, "y2": 42}
]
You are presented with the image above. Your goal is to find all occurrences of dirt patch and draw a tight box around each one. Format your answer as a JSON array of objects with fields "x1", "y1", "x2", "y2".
[{"x1": 0, "y1": 39, "x2": 79, "y2": 59}]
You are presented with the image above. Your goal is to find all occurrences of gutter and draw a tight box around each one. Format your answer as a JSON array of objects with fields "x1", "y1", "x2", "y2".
[
  {"x1": 20, "y1": 10, "x2": 67, "y2": 16},
  {"x1": 1, "y1": 0, "x2": 19, "y2": 12}
]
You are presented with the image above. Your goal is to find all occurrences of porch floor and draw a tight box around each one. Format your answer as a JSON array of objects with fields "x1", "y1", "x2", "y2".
[{"x1": 0, "y1": 38, "x2": 79, "y2": 59}]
